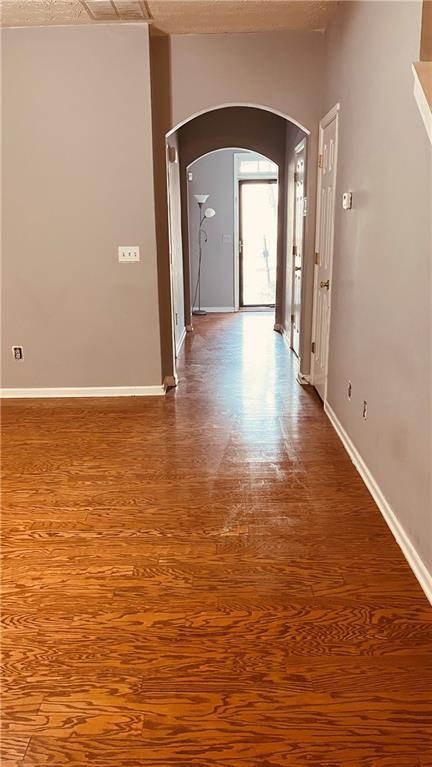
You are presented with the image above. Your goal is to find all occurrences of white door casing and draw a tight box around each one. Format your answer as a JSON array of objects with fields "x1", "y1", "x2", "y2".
[
  {"x1": 166, "y1": 144, "x2": 186, "y2": 358},
  {"x1": 234, "y1": 152, "x2": 278, "y2": 311},
  {"x1": 311, "y1": 104, "x2": 340, "y2": 401},
  {"x1": 291, "y1": 139, "x2": 306, "y2": 357}
]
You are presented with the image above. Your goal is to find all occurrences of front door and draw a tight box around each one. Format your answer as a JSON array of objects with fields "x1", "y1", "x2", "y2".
[
  {"x1": 311, "y1": 105, "x2": 339, "y2": 401},
  {"x1": 239, "y1": 180, "x2": 278, "y2": 307}
]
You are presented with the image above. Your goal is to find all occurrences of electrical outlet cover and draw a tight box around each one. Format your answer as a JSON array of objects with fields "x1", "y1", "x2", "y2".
[
  {"x1": 342, "y1": 192, "x2": 353, "y2": 210},
  {"x1": 12, "y1": 346, "x2": 23, "y2": 360}
]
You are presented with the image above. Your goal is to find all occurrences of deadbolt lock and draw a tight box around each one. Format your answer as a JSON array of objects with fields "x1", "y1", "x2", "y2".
[{"x1": 320, "y1": 280, "x2": 330, "y2": 289}]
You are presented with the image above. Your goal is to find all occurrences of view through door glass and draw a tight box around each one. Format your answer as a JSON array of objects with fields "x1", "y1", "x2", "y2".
[{"x1": 240, "y1": 181, "x2": 278, "y2": 306}]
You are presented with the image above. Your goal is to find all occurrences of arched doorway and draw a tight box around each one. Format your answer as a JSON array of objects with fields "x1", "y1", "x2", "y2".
[
  {"x1": 164, "y1": 105, "x2": 308, "y2": 386},
  {"x1": 186, "y1": 148, "x2": 279, "y2": 317}
]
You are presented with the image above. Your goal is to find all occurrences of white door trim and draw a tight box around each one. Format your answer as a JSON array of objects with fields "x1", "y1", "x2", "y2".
[
  {"x1": 310, "y1": 103, "x2": 340, "y2": 401},
  {"x1": 165, "y1": 142, "x2": 180, "y2": 374},
  {"x1": 233, "y1": 154, "x2": 241, "y2": 311},
  {"x1": 290, "y1": 137, "x2": 306, "y2": 355}
]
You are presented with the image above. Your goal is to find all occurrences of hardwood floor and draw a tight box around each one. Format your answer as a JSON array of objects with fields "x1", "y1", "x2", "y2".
[{"x1": 1, "y1": 311, "x2": 431, "y2": 766}]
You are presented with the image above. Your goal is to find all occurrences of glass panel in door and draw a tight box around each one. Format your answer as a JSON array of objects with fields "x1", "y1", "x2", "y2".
[{"x1": 240, "y1": 181, "x2": 278, "y2": 306}]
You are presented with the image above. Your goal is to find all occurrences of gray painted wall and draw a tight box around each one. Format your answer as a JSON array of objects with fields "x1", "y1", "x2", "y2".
[
  {"x1": 188, "y1": 149, "x2": 237, "y2": 311},
  {"x1": 324, "y1": 1, "x2": 431, "y2": 574},
  {"x1": 1, "y1": 24, "x2": 162, "y2": 389}
]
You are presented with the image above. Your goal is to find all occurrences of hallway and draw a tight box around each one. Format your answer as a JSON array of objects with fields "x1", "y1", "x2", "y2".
[{"x1": 2, "y1": 312, "x2": 431, "y2": 765}]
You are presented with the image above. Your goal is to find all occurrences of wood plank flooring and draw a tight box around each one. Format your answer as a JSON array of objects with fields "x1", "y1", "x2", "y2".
[{"x1": 1, "y1": 311, "x2": 431, "y2": 766}]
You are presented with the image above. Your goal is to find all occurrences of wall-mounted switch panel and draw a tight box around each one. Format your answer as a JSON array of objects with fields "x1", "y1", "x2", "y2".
[{"x1": 118, "y1": 246, "x2": 140, "y2": 263}]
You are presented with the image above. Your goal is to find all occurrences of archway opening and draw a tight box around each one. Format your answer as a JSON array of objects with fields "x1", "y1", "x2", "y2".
[
  {"x1": 187, "y1": 148, "x2": 278, "y2": 318},
  {"x1": 164, "y1": 105, "x2": 308, "y2": 384}
]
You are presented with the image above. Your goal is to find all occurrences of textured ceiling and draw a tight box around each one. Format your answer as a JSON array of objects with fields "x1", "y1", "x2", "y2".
[{"x1": 0, "y1": 0, "x2": 338, "y2": 33}]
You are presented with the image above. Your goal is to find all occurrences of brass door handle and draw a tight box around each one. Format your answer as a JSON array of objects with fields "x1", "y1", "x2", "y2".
[{"x1": 320, "y1": 280, "x2": 330, "y2": 289}]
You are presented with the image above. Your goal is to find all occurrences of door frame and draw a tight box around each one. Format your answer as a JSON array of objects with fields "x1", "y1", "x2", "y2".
[
  {"x1": 290, "y1": 137, "x2": 307, "y2": 353},
  {"x1": 166, "y1": 143, "x2": 186, "y2": 360},
  {"x1": 237, "y1": 177, "x2": 278, "y2": 309},
  {"x1": 310, "y1": 103, "x2": 340, "y2": 401},
  {"x1": 234, "y1": 152, "x2": 278, "y2": 311},
  {"x1": 165, "y1": 141, "x2": 181, "y2": 385}
]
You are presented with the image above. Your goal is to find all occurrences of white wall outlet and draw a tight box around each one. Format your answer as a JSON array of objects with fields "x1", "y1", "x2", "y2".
[
  {"x1": 342, "y1": 192, "x2": 353, "y2": 210},
  {"x1": 12, "y1": 346, "x2": 23, "y2": 360},
  {"x1": 118, "y1": 246, "x2": 140, "y2": 263},
  {"x1": 222, "y1": 234, "x2": 232, "y2": 244}
]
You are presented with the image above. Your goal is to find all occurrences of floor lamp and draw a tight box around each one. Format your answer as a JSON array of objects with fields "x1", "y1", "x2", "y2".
[{"x1": 192, "y1": 194, "x2": 216, "y2": 316}]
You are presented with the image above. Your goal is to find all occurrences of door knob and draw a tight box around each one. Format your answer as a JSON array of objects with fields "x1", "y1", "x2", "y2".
[
  {"x1": 320, "y1": 280, "x2": 330, "y2": 289},
  {"x1": 294, "y1": 267, "x2": 301, "y2": 271}
]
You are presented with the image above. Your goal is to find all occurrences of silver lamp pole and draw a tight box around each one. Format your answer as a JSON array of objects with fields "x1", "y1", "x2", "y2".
[{"x1": 192, "y1": 194, "x2": 216, "y2": 316}]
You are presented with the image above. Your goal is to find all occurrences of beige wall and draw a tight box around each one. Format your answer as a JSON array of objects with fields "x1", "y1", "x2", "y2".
[
  {"x1": 324, "y1": 1, "x2": 432, "y2": 574},
  {"x1": 169, "y1": 31, "x2": 325, "y2": 371},
  {"x1": 169, "y1": 30, "x2": 324, "y2": 133},
  {"x1": 1, "y1": 24, "x2": 162, "y2": 389}
]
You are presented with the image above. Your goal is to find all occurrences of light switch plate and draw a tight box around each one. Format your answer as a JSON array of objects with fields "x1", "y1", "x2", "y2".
[{"x1": 118, "y1": 246, "x2": 140, "y2": 262}]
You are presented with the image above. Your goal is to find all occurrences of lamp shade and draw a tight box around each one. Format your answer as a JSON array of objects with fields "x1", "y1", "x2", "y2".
[
  {"x1": 194, "y1": 194, "x2": 210, "y2": 204},
  {"x1": 204, "y1": 207, "x2": 216, "y2": 218}
]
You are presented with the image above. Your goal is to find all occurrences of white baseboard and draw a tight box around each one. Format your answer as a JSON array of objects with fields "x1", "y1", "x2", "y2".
[
  {"x1": 324, "y1": 401, "x2": 432, "y2": 605},
  {"x1": 0, "y1": 385, "x2": 165, "y2": 399},
  {"x1": 193, "y1": 306, "x2": 235, "y2": 313}
]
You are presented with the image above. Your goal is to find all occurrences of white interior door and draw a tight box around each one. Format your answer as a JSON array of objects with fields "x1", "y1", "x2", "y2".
[
  {"x1": 311, "y1": 105, "x2": 339, "y2": 401},
  {"x1": 291, "y1": 140, "x2": 306, "y2": 357},
  {"x1": 167, "y1": 146, "x2": 185, "y2": 357}
]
